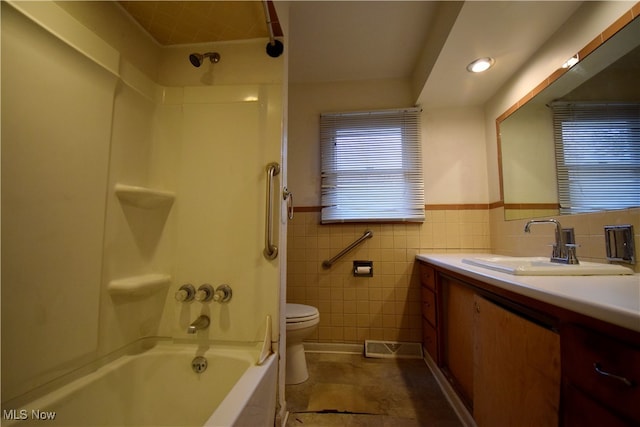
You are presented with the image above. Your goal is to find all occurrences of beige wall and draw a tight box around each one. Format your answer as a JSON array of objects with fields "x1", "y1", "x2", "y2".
[
  {"x1": 287, "y1": 79, "x2": 492, "y2": 343},
  {"x1": 287, "y1": 1, "x2": 640, "y2": 346},
  {"x1": 422, "y1": 106, "x2": 489, "y2": 204}
]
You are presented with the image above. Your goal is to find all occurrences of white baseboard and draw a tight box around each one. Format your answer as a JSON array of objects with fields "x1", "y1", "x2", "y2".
[{"x1": 303, "y1": 342, "x2": 363, "y2": 354}]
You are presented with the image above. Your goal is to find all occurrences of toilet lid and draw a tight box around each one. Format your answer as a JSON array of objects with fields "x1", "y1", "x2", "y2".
[{"x1": 286, "y1": 303, "x2": 319, "y2": 322}]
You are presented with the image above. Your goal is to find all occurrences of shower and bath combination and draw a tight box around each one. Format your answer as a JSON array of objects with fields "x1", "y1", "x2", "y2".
[{"x1": 188, "y1": 52, "x2": 221, "y2": 67}]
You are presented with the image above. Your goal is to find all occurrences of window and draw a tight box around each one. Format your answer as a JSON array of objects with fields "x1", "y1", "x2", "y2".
[
  {"x1": 320, "y1": 107, "x2": 424, "y2": 223},
  {"x1": 552, "y1": 102, "x2": 640, "y2": 214}
]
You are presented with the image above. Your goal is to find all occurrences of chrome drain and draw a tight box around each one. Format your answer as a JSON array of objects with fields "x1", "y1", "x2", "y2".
[{"x1": 192, "y1": 356, "x2": 207, "y2": 373}]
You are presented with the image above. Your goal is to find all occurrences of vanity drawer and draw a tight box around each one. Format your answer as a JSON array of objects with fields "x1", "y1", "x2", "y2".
[
  {"x1": 561, "y1": 324, "x2": 640, "y2": 423},
  {"x1": 422, "y1": 319, "x2": 438, "y2": 362},
  {"x1": 419, "y1": 263, "x2": 436, "y2": 290},
  {"x1": 563, "y1": 383, "x2": 631, "y2": 427},
  {"x1": 421, "y1": 287, "x2": 437, "y2": 327}
]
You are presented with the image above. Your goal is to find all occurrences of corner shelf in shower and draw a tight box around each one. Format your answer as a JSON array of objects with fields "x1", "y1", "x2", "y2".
[
  {"x1": 108, "y1": 273, "x2": 172, "y2": 296},
  {"x1": 115, "y1": 183, "x2": 175, "y2": 209}
]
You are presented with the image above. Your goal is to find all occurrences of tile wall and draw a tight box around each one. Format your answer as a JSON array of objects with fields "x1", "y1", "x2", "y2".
[
  {"x1": 286, "y1": 209, "x2": 491, "y2": 343},
  {"x1": 287, "y1": 206, "x2": 639, "y2": 344},
  {"x1": 491, "y1": 207, "x2": 640, "y2": 264}
]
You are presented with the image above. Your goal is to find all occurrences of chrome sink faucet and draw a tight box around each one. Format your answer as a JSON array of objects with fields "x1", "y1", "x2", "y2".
[
  {"x1": 187, "y1": 315, "x2": 210, "y2": 334},
  {"x1": 524, "y1": 219, "x2": 579, "y2": 264}
]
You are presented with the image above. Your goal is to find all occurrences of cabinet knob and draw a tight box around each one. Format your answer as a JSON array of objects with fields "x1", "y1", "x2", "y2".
[{"x1": 474, "y1": 302, "x2": 480, "y2": 313}]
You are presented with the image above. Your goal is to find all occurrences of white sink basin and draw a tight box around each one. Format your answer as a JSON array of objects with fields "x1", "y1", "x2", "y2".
[{"x1": 462, "y1": 256, "x2": 634, "y2": 276}]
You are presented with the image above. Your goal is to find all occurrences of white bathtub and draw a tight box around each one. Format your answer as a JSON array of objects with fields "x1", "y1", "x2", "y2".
[{"x1": 2, "y1": 341, "x2": 277, "y2": 427}]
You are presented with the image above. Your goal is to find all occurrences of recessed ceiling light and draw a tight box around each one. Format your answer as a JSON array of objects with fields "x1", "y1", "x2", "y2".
[
  {"x1": 466, "y1": 57, "x2": 495, "y2": 73},
  {"x1": 562, "y1": 54, "x2": 579, "y2": 69}
]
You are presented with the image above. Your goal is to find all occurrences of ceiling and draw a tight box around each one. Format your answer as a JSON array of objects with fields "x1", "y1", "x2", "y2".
[
  {"x1": 118, "y1": 1, "x2": 274, "y2": 45},
  {"x1": 288, "y1": 1, "x2": 440, "y2": 84},
  {"x1": 119, "y1": 1, "x2": 583, "y2": 108}
]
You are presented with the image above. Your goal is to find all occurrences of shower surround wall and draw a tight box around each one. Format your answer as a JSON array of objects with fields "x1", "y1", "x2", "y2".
[
  {"x1": 1, "y1": 0, "x2": 284, "y2": 407},
  {"x1": 160, "y1": 83, "x2": 283, "y2": 342}
]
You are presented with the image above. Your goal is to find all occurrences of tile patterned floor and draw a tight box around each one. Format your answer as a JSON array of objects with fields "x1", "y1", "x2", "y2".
[{"x1": 285, "y1": 352, "x2": 463, "y2": 427}]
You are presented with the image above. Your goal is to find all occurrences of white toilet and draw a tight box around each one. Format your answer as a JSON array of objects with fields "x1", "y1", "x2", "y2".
[{"x1": 285, "y1": 303, "x2": 320, "y2": 384}]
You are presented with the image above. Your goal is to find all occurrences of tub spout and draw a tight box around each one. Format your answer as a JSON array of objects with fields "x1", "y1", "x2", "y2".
[{"x1": 188, "y1": 315, "x2": 210, "y2": 334}]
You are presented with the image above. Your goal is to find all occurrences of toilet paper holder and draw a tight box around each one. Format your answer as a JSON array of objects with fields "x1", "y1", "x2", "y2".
[{"x1": 353, "y1": 260, "x2": 373, "y2": 277}]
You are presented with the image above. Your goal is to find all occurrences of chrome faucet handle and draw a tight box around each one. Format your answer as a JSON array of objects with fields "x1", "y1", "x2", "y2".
[
  {"x1": 213, "y1": 284, "x2": 232, "y2": 303},
  {"x1": 565, "y1": 244, "x2": 580, "y2": 264},
  {"x1": 195, "y1": 284, "x2": 214, "y2": 302},
  {"x1": 175, "y1": 284, "x2": 196, "y2": 302},
  {"x1": 550, "y1": 243, "x2": 565, "y2": 260}
]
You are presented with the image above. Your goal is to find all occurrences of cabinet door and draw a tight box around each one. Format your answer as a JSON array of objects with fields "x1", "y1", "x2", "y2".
[
  {"x1": 473, "y1": 296, "x2": 561, "y2": 427},
  {"x1": 442, "y1": 276, "x2": 475, "y2": 409}
]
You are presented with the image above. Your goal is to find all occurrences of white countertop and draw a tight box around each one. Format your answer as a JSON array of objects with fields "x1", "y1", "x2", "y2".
[{"x1": 416, "y1": 253, "x2": 640, "y2": 333}]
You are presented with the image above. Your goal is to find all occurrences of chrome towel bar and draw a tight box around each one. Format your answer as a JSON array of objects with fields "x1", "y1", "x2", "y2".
[{"x1": 322, "y1": 230, "x2": 373, "y2": 269}]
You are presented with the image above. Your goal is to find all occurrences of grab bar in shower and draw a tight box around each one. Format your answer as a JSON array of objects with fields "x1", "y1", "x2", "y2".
[
  {"x1": 264, "y1": 162, "x2": 280, "y2": 260},
  {"x1": 322, "y1": 230, "x2": 373, "y2": 269}
]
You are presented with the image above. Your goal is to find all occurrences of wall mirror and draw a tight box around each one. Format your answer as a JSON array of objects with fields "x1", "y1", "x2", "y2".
[{"x1": 497, "y1": 13, "x2": 640, "y2": 221}]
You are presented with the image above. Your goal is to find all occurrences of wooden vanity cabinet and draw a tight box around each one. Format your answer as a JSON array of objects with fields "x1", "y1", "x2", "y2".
[
  {"x1": 440, "y1": 275, "x2": 475, "y2": 410},
  {"x1": 474, "y1": 295, "x2": 560, "y2": 427},
  {"x1": 419, "y1": 263, "x2": 439, "y2": 364},
  {"x1": 418, "y1": 260, "x2": 640, "y2": 427},
  {"x1": 437, "y1": 271, "x2": 560, "y2": 423}
]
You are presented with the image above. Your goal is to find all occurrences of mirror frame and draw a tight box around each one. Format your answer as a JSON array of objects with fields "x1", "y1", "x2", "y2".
[{"x1": 495, "y1": 4, "x2": 640, "y2": 217}]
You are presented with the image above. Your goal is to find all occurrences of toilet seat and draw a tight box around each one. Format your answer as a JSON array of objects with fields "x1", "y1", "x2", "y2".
[{"x1": 286, "y1": 303, "x2": 319, "y2": 324}]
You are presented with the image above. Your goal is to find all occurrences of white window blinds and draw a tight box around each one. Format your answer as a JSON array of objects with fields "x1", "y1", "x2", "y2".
[
  {"x1": 320, "y1": 107, "x2": 424, "y2": 223},
  {"x1": 551, "y1": 102, "x2": 640, "y2": 214}
]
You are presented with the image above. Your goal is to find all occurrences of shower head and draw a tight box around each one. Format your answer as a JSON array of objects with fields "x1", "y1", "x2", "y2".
[
  {"x1": 188, "y1": 52, "x2": 221, "y2": 68},
  {"x1": 188, "y1": 53, "x2": 202, "y2": 67}
]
